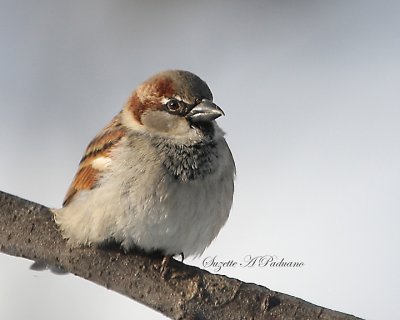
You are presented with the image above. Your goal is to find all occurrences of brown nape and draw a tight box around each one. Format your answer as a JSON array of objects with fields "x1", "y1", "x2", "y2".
[
  {"x1": 151, "y1": 76, "x2": 175, "y2": 98},
  {"x1": 128, "y1": 76, "x2": 176, "y2": 124},
  {"x1": 127, "y1": 92, "x2": 145, "y2": 124}
]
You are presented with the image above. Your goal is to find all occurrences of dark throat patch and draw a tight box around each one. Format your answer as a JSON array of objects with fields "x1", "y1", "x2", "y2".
[{"x1": 152, "y1": 136, "x2": 219, "y2": 182}]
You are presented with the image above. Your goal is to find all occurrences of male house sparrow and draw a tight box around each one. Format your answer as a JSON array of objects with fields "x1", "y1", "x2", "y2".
[{"x1": 54, "y1": 70, "x2": 235, "y2": 258}]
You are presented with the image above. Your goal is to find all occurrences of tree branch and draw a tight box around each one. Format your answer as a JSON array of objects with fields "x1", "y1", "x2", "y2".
[{"x1": 0, "y1": 191, "x2": 362, "y2": 320}]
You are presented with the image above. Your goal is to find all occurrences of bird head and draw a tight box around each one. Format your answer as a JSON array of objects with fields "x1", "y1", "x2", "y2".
[{"x1": 122, "y1": 70, "x2": 224, "y2": 141}]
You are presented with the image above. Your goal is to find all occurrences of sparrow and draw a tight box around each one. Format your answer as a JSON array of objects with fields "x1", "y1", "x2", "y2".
[{"x1": 54, "y1": 70, "x2": 235, "y2": 259}]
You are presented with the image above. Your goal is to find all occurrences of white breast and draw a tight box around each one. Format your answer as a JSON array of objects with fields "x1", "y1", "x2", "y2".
[{"x1": 55, "y1": 131, "x2": 235, "y2": 257}]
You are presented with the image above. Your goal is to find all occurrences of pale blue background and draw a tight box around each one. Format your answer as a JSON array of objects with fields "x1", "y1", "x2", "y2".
[{"x1": 1, "y1": 1, "x2": 399, "y2": 319}]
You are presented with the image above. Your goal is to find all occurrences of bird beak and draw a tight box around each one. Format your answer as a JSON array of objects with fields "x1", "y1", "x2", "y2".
[{"x1": 186, "y1": 99, "x2": 225, "y2": 123}]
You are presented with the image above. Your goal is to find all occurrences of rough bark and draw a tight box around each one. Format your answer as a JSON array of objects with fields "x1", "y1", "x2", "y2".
[{"x1": 0, "y1": 191, "x2": 362, "y2": 320}]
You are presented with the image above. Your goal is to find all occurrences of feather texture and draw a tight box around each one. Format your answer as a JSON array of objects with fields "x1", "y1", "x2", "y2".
[
  {"x1": 63, "y1": 115, "x2": 126, "y2": 206},
  {"x1": 55, "y1": 70, "x2": 235, "y2": 257}
]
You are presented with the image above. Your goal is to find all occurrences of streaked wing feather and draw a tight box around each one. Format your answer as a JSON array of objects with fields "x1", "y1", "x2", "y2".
[{"x1": 63, "y1": 115, "x2": 125, "y2": 206}]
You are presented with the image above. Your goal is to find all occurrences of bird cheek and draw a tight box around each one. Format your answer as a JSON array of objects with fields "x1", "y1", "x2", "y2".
[{"x1": 141, "y1": 111, "x2": 183, "y2": 134}]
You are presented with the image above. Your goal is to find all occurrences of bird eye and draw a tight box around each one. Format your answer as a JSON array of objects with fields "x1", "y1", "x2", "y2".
[{"x1": 166, "y1": 99, "x2": 180, "y2": 112}]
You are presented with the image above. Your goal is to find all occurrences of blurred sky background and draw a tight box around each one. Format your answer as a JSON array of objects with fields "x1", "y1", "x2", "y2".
[{"x1": 1, "y1": 1, "x2": 399, "y2": 319}]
